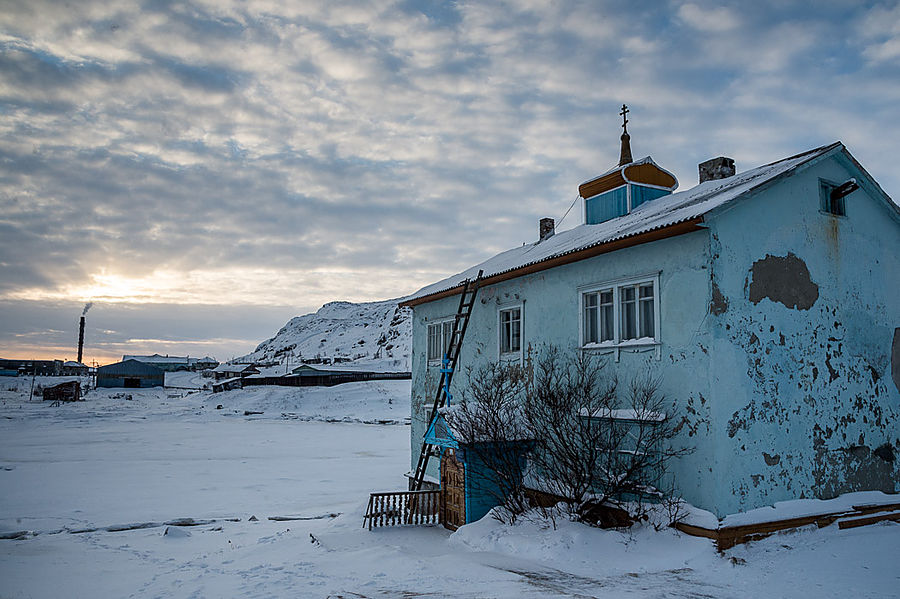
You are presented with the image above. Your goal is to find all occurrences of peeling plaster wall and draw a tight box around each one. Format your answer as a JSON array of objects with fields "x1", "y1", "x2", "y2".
[
  {"x1": 706, "y1": 155, "x2": 900, "y2": 516},
  {"x1": 411, "y1": 154, "x2": 899, "y2": 518},
  {"x1": 411, "y1": 231, "x2": 716, "y2": 507}
]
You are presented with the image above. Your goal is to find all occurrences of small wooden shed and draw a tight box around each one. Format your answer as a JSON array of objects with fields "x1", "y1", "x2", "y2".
[
  {"x1": 425, "y1": 410, "x2": 533, "y2": 530},
  {"x1": 42, "y1": 380, "x2": 81, "y2": 402}
]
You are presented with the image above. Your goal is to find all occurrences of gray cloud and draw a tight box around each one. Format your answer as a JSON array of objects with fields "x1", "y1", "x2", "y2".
[{"x1": 1, "y1": 0, "x2": 898, "y2": 360}]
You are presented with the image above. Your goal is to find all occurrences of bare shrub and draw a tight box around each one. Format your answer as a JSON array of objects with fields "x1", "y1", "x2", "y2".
[
  {"x1": 444, "y1": 345, "x2": 692, "y2": 527},
  {"x1": 523, "y1": 346, "x2": 691, "y2": 524},
  {"x1": 441, "y1": 360, "x2": 532, "y2": 524}
]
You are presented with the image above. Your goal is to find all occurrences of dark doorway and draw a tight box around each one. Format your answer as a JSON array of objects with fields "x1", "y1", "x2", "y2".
[{"x1": 123, "y1": 378, "x2": 140, "y2": 388}]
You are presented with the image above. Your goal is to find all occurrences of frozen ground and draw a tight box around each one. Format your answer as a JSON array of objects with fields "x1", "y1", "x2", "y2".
[{"x1": 1, "y1": 377, "x2": 898, "y2": 598}]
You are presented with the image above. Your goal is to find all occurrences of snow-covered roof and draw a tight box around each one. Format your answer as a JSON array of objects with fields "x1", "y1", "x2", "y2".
[
  {"x1": 211, "y1": 363, "x2": 257, "y2": 373},
  {"x1": 63, "y1": 361, "x2": 88, "y2": 368},
  {"x1": 579, "y1": 155, "x2": 658, "y2": 185},
  {"x1": 123, "y1": 354, "x2": 193, "y2": 364},
  {"x1": 404, "y1": 142, "x2": 841, "y2": 305},
  {"x1": 245, "y1": 365, "x2": 293, "y2": 378},
  {"x1": 436, "y1": 403, "x2": 533, "y2": 444},
  {"x1": 578, "y1": 155, "x2": 678, "y2": 190},
  {"x1": 98, "y1": 359, "x2": 164, "y2": 376},
  {"x1": 292, "y1": 362, "x2": 410, "y2": 375}
]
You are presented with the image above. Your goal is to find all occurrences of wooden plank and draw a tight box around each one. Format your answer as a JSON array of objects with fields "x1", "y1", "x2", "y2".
[
  {"x1": 837, "y1": 511, "x2": 900, "y2": 530},
  {"x1": 672, "y1": 522, "x2": 719, "y2": 541},
  {"x1": 850, "y1": 502, "x2": 900, "y2": 515},
  {"x1": 676, "y1": 500, "x2": 900, "y2": 549}
]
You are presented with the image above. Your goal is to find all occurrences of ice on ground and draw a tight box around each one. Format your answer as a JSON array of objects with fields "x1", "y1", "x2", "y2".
[{"x1": 1, "y1": 377, "x2": 898, "y2": 598}]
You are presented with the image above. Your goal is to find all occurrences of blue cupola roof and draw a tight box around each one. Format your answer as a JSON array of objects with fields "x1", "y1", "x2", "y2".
[{"x1": 580, "y1": 156, "x2": 679, "y2": 225}]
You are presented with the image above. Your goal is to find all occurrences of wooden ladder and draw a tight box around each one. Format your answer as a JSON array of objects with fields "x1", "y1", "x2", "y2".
[{"x1": 409, "y1": 270, "x2": 483, "y2": 492}]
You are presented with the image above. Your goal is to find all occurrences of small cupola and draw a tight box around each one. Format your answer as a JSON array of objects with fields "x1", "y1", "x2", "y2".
[{"x1": 579, "y1": 105, "x2": 678, "y2": 225}]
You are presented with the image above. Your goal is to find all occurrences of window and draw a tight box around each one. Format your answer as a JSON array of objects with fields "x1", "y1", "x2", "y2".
[
  {"x1": 585, "y1": 185, "x2": 628, "y2": 225},
  {"x1": 499, "y1": 306, "x2": 522, "y2": 356},
  {"x1": 583, "y1": 289, "x2": 614, "y2": 344},
  {"x1": 581, "y1": 275, "x2": 660, "y2": 351},
  {"x1": 631, "y1": 184, "x2": 672, "y2": 210},
  {"x1": 427, "y1": 320, "x2": 454, "y2": 362},
  {"x1": 585, "y1": 185, "x2": 673, "y2": 225},
  {"x1": 819, "y1": 179, "x2": 846, "y2": 217}
]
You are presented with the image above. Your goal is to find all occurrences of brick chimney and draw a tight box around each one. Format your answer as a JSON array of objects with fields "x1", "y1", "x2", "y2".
[
  {"x1": 699, "y1": 157, "x2": 735, "y2": 183},
  {"x1": 539, "y1": 217, "x2": 555, "y2": 241}
]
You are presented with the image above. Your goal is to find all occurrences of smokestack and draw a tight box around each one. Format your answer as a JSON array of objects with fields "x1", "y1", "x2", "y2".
[{"x1": 77, "y1": 316, "x2": 85, "y2": 364}]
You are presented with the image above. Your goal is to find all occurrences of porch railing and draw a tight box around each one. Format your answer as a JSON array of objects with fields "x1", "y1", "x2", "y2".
[{"x1": 363, "y1": 490, "x2": 441, "y2": 530}]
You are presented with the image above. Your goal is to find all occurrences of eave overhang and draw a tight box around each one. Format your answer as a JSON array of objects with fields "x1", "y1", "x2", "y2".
[{"x1": 400, "y1": 217, "x2": 706, "y2": 308}]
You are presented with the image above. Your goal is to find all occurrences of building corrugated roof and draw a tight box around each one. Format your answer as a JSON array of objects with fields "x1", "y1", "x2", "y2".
[
  {"x1": 97, "y1": 359, "x2": 164, "y2": 376},
  {"x1": 123, "y1": 354, "x2": 192, "y2": 364},
  {"x1": 211, "y1": 363, "x2": 257, "y2": 373},
  {"x1": 292, "y1": 363, "x2": 409, "y2": 375},
  {"x1": 404, "y1": 142, "x2": 841, "y2": 305}
]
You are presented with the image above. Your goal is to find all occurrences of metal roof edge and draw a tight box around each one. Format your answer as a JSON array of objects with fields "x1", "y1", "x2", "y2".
[
  {"x1": 401, "y1": 141, "x2": 870, "y2": 309},
  {"x1": 400, "y1": 218, "x2": 706, "y2": 307},
  {"x1": 832, "y1": 146, "x2": 900, "y2": 223}
]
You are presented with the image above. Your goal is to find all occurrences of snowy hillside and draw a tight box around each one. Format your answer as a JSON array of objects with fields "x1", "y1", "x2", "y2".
[{"x1": 239, "y1": 298, "x2": 411, "y2": 368}]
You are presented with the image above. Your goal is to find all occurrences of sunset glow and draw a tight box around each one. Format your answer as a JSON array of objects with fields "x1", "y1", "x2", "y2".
[{"x1": 1, "y1": 1, "x2": 898, "y2": 362}]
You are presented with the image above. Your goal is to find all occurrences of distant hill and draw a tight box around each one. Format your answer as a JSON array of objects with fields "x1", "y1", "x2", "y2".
[{"x1": 239, "y1": 299, "x2": 411, "y2": 369}]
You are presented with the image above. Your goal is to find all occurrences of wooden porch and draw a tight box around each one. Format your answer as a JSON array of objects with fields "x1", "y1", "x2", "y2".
[{"x1": 363, "y1": 490, "x2": 442, "y2": 530}]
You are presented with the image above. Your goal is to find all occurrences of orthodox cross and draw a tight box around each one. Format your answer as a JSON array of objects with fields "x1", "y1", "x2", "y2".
[{"x1": 620, "y1": 104, "x2": 629, "y2": 134}]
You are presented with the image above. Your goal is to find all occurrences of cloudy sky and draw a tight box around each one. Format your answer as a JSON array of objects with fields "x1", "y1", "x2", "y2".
[{"x1": 1, "y1": 0, "x2": 898, "y2": 364}]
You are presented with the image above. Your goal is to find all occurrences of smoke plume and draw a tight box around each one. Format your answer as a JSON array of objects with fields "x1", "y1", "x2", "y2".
[{"x1": 82, "y1": 302, "x2": 93, "y2": 316}]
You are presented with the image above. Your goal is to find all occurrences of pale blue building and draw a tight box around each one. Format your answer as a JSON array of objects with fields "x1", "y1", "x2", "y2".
[{"x1": 402, "y1": 139, "x2": 900, "y2": 520}]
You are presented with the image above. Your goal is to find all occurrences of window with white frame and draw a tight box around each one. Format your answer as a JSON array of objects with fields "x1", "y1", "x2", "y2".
[
  {"x1": 427, "y1": 320, "x2": 454, "y2": 363},
  {"x1": 581, "y1": 274, "x2": 659, "y2": 348},
  {"x1": 499, "y1": 306, "x2": 522, "y2": 357}
]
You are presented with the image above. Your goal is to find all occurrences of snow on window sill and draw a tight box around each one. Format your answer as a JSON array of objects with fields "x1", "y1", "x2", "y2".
[
  {"x1": 581, "y1": 338, "x2": 659, "y2": 350},
  {"x1": 579, "y1": 407, "x2": 667, "y2": 422},
  {"x1": 580, "y1": 339, "x2": 661, "y2": 362}
]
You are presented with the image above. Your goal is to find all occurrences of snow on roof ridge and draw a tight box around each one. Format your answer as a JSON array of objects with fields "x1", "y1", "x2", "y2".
[
  {"x1": 405, "y1": 143, "x2": 841, "y2": 304},
  {"x1": 579, "y1": 155, "x2": 656, "y2": 186}
]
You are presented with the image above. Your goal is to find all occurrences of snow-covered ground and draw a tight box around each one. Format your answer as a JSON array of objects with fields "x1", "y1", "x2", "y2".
[{"x1": 1, "y1": 377, "x2": 898, "y2": 598}]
